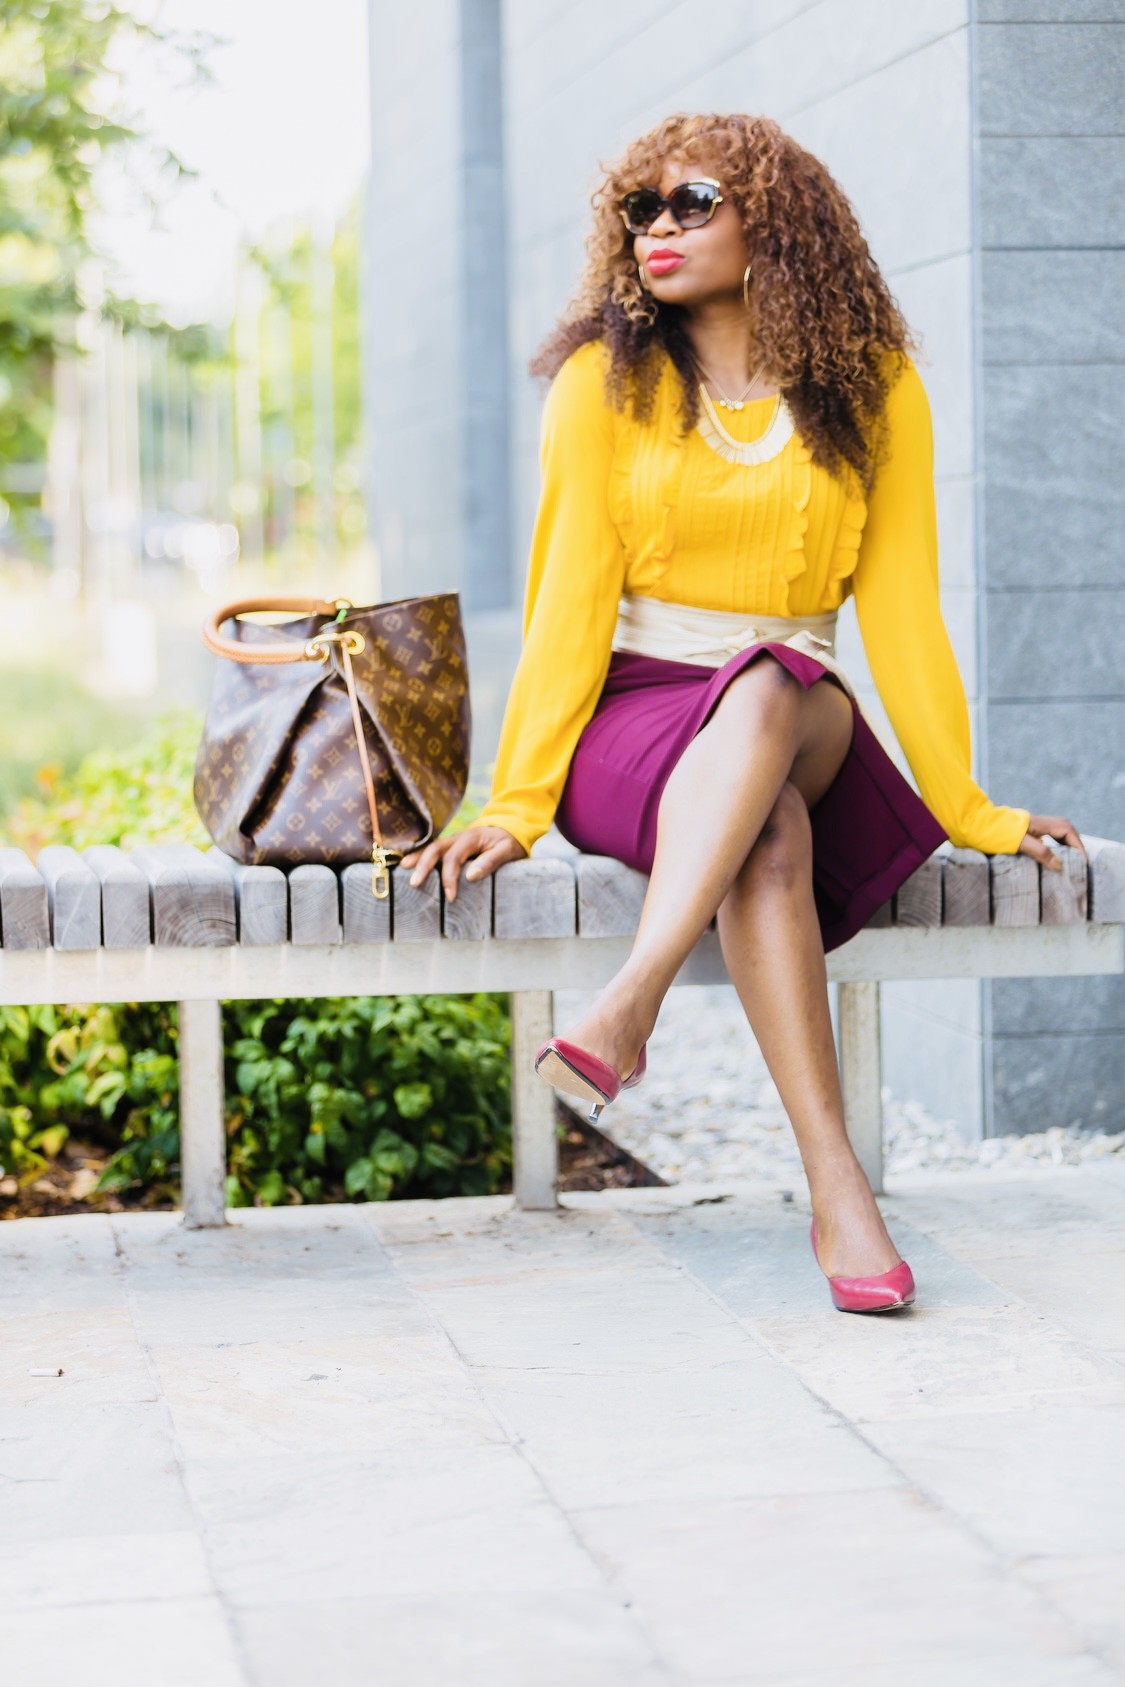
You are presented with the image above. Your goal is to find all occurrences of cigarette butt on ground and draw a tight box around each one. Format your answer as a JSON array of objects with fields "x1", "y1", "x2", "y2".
[{"x1": 28, "y1": 1367, "x2": 63, "y2": 1378}]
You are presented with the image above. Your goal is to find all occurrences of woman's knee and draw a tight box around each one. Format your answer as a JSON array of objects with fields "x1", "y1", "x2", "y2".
[{"x1": 711, "y1": 657, "x2": 802, "y2": 732}]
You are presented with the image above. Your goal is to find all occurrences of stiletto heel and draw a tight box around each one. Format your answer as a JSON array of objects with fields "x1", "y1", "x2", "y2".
[
  {"x1": 533, "y1": 1036, "x2": 647, "y2": 1117},
  {"x1": 809, "y1": 1218, "x2": 915, "y2": 1313}
]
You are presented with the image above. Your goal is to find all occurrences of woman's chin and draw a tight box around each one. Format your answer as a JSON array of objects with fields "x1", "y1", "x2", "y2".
[
  {"x1": 650, "y1": 278, "x2": 694, "y2": 304},
  {"x1": 650, "y1": 276, "x2": 727, "y2": 308}
]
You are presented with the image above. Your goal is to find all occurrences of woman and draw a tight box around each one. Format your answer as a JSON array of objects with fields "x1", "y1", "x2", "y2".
[{"x1": 399, "y1": 112, "x2": 1082, "y2": 1312}]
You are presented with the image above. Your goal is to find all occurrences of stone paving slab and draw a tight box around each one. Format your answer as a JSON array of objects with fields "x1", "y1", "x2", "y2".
[{"x1": 1, "y1": 1163, "x2": 1123, "y2": 1686}]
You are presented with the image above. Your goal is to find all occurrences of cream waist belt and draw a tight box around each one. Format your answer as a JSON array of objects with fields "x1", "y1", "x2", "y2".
[{"x1": 611, "y1": 593, "x2": 856, "y2": 699}]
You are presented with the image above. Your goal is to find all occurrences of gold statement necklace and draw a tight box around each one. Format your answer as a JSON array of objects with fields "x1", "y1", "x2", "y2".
[{"x1": 693, "y1": 355, "x2": 794, "y2": 467}]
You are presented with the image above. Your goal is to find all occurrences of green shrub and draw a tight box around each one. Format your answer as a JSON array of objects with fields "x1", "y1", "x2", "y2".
[
  {"x1": 0, "y1": 661, "x2": 141, "y2": 818},
  {"x1": 0, "y1": 714, "x2": 509, "y2": 1206},
  {"x1": 6, "y1": 710, "x2": 209, "y2": 854},
  {"x1": 0, "y1": 993, "x2": 512, "y2": 1205}
]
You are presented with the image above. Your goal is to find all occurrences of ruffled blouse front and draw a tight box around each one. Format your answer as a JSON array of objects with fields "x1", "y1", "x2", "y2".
[{"x1": 477, "y1": 337, "x2": 1030, "y2": 859}]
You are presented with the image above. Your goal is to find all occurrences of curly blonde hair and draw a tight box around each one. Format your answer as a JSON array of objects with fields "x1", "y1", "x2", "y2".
[{"x1": 530, "y1": 112, "x2": 923, "y2": 494}]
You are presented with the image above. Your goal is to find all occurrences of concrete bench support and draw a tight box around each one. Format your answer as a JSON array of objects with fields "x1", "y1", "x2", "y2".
[
  {"x1": 178, "y1": 997, "x2": 227, "y2": 1229},
  {"x1": 838, "y1": 980, "x2": 884, "y2": 1194},
  {"x1": 509, "y1": 988, "x2": 559, "y2": 1211}
]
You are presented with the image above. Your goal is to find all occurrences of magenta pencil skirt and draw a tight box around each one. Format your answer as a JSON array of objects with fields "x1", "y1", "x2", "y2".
[{"x1": 554, "y1": 643, "x2": 948, "y2": 954}]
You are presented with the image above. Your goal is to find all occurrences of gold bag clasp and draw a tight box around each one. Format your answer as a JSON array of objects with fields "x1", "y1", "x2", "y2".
[{"x1": 371, "y1": 845, "x2": 393, "y2": 900}]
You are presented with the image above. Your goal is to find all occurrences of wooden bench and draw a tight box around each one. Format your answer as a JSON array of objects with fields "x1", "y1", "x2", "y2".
[{"x1": 1, "y1": 836, "x2": 1122, "y2": 1225}]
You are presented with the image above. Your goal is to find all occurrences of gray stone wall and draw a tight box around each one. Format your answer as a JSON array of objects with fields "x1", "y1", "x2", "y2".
[
  {"x1": 364, "y1": 0, "x2": 513, "y2": 734},
  {"x1": 974, "y1": 3, "x2": 1125, "y2": 1132},
  {"x1": 365, "y1": 1, "x2": 463, "y2": 603}
]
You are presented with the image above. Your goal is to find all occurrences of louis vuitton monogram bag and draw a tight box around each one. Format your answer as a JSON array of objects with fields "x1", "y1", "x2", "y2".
[{"x1": 194, "y1": 593, "x2": 471, "y2": 898}]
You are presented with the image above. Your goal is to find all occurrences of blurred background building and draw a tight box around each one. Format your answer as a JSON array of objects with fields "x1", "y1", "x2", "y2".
[
  {"x1": 363, "y1": 0, "x2": 1125, "y2": 1138},
  {"x1": 0, "y1": 0, "x2": 372, "y2": 800}
]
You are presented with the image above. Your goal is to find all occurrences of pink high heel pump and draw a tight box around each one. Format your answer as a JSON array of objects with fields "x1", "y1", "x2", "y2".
[
  {"x1": 533, "y1": 1037, "x2": 647, "y2": 1122},
  {"x1": 809, "y1": 1218, "x2": 915, "y2": 1313}
]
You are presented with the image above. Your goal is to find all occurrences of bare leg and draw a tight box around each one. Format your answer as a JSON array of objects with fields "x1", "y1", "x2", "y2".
[
  {"x1": 558, "y1": 661, "x2": 897, "y2": 1276},
  {"x1": 716, "y1": 781, "x2": 900, "y2": 1277},
  {"x1": 560, "y1": 659, "x2": 849, "y2": 1075}
]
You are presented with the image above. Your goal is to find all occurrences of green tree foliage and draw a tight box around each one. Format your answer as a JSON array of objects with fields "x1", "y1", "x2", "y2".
[
  {"x1": 0, "y1": 0, "x2": 207, "y2": 465},
  {"x1": 246, "y1": 198, "x2": 367, "y2": 564}
]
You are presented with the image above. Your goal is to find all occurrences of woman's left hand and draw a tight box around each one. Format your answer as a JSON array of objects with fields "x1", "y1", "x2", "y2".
[{"x1": 1016, "y1": 812, "x2": 1086, "y2": 873}]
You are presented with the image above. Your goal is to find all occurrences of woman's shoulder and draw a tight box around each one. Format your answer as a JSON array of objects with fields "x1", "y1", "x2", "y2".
[
  {"x1": 878, "y1": 346, "x2": 927, "y2": 406},
  {"x1": 549, "y1": 336, "x2": 613, "y2": 396},
  {"x1": 542, "y1": 337, "x2": 616, "y2": 431},
  {"x1": 873, "y1": 347, "x2": 933, "y2": 446}
]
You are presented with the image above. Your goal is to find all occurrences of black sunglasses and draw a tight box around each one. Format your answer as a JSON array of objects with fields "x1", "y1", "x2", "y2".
[{"x1": 618, "y1": 177, "x2": 724, "y2": 236}]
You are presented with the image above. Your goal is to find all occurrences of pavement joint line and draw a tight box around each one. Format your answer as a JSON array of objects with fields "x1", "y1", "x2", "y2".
[
  {"x1": 356, "y1": 1202, "x2": 683, "y2": 1685},
  {"x1": 877, "y1": 1175, "x2": 1125, "y2": 1389},
  {"x1": 106, "y1": 1212, "x2": 256, "y2": 1687},
  {"x1": 702, "y1": 1175, "x2": 1125, "y2": 1334},
  {"x1": 867, "y1": 1178, "x2": 1125, "y2": 1675},
  {"x1": 369, "y1": 1194, "x2": 1072, "y2": 1666},
  {"x1": 609, "y1": 1191, "x2": 1121, "y2": 1675}
]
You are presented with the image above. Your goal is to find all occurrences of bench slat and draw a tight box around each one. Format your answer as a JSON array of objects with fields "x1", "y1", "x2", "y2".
[
  {"x1": 0, "y1": 848, "x2": 49, "y2": 950},
  {"x1": 441, "y1": 869, "x2": 492, "y2": 940},
  {"x1": 1085, "y1": 835, "x2": 1125, "y2": 924},
  {"x1": 341, "y1": 863, "x2": 391, "y2": 943},
  {"x1": 942, "y1": 847, "x2": 991, "y2": 928},
  {"x1": 392, "y1": 868, "x2": 442, "y2": 941},
  {"x1": 494, "y1": 858, "x2": 576, "y2": 939},
  {"x1": 893, "y1": 853, "x2": 942, "y2": 927},
  {"x1": 36, "y1": 845, "x2": 101, "y2": 950},
  {"x1": 208, "y1": 849, "x2": 288, "y2": 946},
  {"x1": 83, "y1": 846, "x2": 150, "y2": 948},
  {"x1": 1040, "y1": 843, "x2": 1088, "y2": 925},
  {"x1": 991, "y1": 854, "x2": 1039, "y2": 926},
  {"x1": 290, "y1": 863, "x2": 342, "y2": 945},
  {"x1": 577, "y1": 855, "x2": 648, "y2": 938},
  {"x1": 129, "y1": 845, "x2": 237, "y2": 948}
]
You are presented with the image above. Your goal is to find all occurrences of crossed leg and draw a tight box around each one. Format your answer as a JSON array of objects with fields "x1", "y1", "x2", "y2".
[{"x1": 557, "y1": 654, "x2": 900, "y2": 1278}]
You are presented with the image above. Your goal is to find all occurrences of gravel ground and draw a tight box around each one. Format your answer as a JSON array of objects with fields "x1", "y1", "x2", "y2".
[{"x1": 553, "y1": 984, "x2": 1125, "y2": 1186}]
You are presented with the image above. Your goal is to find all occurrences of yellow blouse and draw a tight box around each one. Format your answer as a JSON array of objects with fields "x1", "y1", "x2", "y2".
[{"x1": 478, "y1": 337, "x2": 1030, "y2": 858}]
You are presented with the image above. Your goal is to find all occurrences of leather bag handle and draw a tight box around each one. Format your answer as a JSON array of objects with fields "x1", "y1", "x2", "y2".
[{"x1": 202, "y1": 596, "x2": 345, "y2": 665}]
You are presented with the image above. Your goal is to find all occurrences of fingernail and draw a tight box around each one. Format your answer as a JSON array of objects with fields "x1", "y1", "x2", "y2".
[
  {"x1": 410, "y1": 871, "x2": 421, "y2": 886},
  {"x1": 465, "y1": 867, "x2": 478, "y2": 880}
]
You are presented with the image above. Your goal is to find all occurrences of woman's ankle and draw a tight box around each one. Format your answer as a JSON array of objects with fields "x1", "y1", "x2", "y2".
[
  {"x1": 805, "y1": 1150, "x2": 877, "y2": 1212},
  {"x1": 561, "y1": 987, "x2": 652, "y2": 1073}
]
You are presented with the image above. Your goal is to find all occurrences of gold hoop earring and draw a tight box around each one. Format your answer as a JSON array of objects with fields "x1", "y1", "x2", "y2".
[
  {"x1": 637, "y1": 262, "x2": 653, "y2": 295},
  {"x1": 743, "y1": 263, "x2": 753, "y2": 311}
]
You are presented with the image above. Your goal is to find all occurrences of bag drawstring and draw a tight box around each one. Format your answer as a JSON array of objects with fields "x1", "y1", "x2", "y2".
[{"x1": 338, "y1": 634, "x2": 395, "y2": 900}]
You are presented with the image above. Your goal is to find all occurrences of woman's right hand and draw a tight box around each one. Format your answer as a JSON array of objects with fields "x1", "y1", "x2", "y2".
[
  {"x1": 1016, "y1": 812, "x2": 1085, "y2": 873},
  {"x1": 398, "y1": 824, "x2": 527, "y2": 903}
]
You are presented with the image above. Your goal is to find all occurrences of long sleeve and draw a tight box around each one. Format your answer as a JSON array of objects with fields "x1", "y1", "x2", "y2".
[
  {"x1": 852, "y1": 357, "x2": 1030, "y2": 854},
  {"x1": 476, "y1": 341, "x2": 627, "y2": 854}
]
